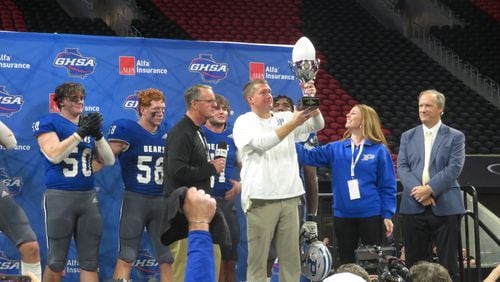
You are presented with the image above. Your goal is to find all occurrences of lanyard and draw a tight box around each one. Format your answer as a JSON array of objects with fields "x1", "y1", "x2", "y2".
[
  {"x1": 350, "y1": 140, "x2": 364, "y2": 179},
  {"x1": 196, "y1": 129, "x2": 210, "y2": 161}
]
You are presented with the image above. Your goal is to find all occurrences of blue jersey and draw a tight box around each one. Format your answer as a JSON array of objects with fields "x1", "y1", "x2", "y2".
[
  {"x1": 108, "y1": 119, "x2": 168, "y2": 196},
  {"x1": 203, "y1": 125, "x2": 238, "y2": 197},
  {"x1": 33, "y1": 113, "x2": 96, "y2": 191}
]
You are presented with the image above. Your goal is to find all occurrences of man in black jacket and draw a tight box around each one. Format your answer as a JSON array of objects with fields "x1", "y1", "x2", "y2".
[{"x1": 163, "y1": 84, "x2": 226, "y2": 281}]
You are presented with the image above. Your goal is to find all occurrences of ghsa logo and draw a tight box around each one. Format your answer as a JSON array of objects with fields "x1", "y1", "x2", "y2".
[
  {"x1": 0, "y1": 86, "x2": 24, "y2": 117},
  {"x1": 189, "y1": 54, "x2": 228, "y2": 84},
  {"x1": 53, "y1": 48, "x2": 96, "y2": 78},
  {"x1": 0, "y1": 169, "x2": 23, "y2": 196},
  {"x1": 123, "y1": 92, "x2": 139, "y2": 111},
  {"x1": 131, "y1": 249, "x2": 160, "y2": 280},
  {"x1": 0, "y1": 251, "x2": 20, "y2": 273}
]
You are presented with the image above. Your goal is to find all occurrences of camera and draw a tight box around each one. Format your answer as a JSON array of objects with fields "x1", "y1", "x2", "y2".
[{"x1": 355, "y1": 245, "x2": 409, "y2": 282}]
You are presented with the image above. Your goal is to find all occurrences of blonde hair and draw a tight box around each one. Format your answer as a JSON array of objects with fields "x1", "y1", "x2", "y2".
[
  {"x1": 243, "y1": 79, "x2": 268, "y2": 101},
  {"x1": 343, "y1": 104, "x2": 388, "y2": 147}
]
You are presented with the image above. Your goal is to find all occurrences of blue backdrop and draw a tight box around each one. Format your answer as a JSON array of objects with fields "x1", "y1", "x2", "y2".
[{"x1": 0, "y1": 31, "x2": 302, "y2": 281}]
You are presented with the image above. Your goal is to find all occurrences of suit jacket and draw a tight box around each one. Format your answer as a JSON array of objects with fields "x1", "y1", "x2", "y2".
[{"x1": 397, "y1": 123, "x2": 466, "y2": 216}]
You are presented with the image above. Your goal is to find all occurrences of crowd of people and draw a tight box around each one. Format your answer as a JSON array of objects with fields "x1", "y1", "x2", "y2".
[{"x1": 0, "y1": 80, "x2": 496, "y2": 282}]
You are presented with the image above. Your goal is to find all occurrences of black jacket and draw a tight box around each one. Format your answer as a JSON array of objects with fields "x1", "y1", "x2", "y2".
[{"x1": 164, "y1": 115, "x2": 216, "y2": 196}]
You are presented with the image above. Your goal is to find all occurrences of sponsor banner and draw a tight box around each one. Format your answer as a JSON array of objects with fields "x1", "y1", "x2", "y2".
[{"x1": 0, "y1": 31, "x2": 297, "y2": 281}]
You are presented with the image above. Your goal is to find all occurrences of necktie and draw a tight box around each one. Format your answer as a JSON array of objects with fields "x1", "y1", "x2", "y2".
[{"x1": 422, "y1": 131, "x2": 432, "y2": 184}]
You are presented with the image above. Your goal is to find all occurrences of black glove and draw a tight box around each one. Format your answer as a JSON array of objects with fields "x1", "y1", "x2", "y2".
[
  {"x1": 87, "y1": 113, "x2": 104, "y2": 140},
  {"x1": 76, "y1": 112, "x2": 103, "y2": 139}
]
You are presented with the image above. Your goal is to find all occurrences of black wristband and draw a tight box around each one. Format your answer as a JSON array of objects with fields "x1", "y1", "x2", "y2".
[{"x1": 306, "y1": 214, "x2": 317, "y2": 221}]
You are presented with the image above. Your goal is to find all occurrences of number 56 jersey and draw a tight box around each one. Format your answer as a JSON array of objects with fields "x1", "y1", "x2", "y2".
[
  {"x1": 108, "y1": 119, "x2": 168, "y2": 196},
  {"x1": 33, "y1": 113, "x2": 96, "y2": 191}
]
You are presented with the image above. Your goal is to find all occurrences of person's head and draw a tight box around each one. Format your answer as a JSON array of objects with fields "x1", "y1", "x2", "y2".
[
  {"x1": 323, "y1": 272, "x2": 367, "y2": 282},
  {"x1": 137, "y1": 88, "x2": 166, "y2": 127},
  {"x1": 243, "y1": 79, "x2": 273, "y2": 117},
  {"x1": 53, "y1": 82, "x2": 85, "y2": 111},
  {"x1": 207, "y1": 94, "x2": 230, "y2": 127},
  {"x1": 344, "y1": 104, "x2": 387, "y2": 146},
  {"x1": 184, "y1": 84, "x2": 217, "y2": 123},
  {"x1": 337, "y1": 263, "x2": 370, "y2": 282},
  {"x1": 323, "y1": 237, "x2": 330, "y2": 245},
  {"x1": 273, "y1": 95, "x2": 294, "y2": 112},
  {"x1": 418, "y1": 89, "x2": 445, "y2": 128},
  {"x1": 407, "y1": 261, "x2": 451, "y2": 282}
]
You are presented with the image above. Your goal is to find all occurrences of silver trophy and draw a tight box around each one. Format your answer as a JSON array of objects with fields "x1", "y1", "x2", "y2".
[{"x1": 290, "y1": 36, "x2": 320, "y2": 109}]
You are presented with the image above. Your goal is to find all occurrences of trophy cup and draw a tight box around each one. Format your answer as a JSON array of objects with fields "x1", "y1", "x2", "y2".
[{"x1": 290, "y1": 36, "x2": 320, "y2": 110}]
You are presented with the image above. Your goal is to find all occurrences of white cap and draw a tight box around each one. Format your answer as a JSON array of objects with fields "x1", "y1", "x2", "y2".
[
  {"x1": 292, "y1": 36, "x2": 316, "y2": 62},
  {"x1": 323, "y1": 272, "x2": 367, "y2": 282}
]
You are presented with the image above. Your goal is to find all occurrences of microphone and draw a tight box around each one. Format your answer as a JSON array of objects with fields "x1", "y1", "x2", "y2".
[{"x1": 214, "y1": 141, "x2": 228, "y2": 183}]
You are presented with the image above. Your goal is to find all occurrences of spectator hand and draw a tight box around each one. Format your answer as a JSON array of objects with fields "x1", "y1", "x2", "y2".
[
  {"x1": 184, "y1": 187, "x2": 216, "y2": 231},
  {"x1": 300, "y1": 221, "x2": 318, "y2": 240},
  {"x1": 76, "y1": 112, "x2": 103, "y2": 139}
]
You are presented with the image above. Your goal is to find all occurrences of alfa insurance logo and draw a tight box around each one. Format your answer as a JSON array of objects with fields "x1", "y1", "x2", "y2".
[
  {"x1": 119, "y1": 56, "x2": 168, "y2": 76},
  {"x1": 119, "y1": 56, "x2": 136, "y2": 75},
  {"x1": 189, "y1": 54, "x2": 228, "y2": 84},
  {"x1": 249, "y1": 62, "x2": 265, "y2": 80},
  {"x1": 0, "y1": 85, "x2": 24, "y2": 117},
  {"x1": 53, "y1": 48, "x2": 96, "y2": 78}
]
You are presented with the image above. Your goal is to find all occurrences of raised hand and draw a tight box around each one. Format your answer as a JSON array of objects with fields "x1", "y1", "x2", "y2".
[
  {"x1": 87, "y1": 113, "x2": 104, "y2": 140},
  {"x1": 76, "y1": 112, "x2": 103, "y2": 139}
]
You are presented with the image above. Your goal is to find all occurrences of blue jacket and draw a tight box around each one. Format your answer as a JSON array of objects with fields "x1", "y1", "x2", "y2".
[
  {"x1": 397, "y1": 124, "x2": 465, "y2": 216},
  {"x1": 185, "y1": 230, "x2": 215, "y2": 282},
  {"x1": 296, "y1": 139, "x2": 396, "y2": 219}
]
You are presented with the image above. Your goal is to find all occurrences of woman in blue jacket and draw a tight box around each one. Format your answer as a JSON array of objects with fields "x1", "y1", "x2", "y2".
[{"x1": 297, "y1": 104, "x2": 397, "y2": 264}]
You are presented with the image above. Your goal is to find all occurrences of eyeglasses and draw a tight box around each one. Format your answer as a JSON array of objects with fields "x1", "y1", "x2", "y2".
[
  {"x1": 66, "y1": 95, "x2": 85, "y2": 102},
  {"x1": 195, "y1": 99, "x2": 217, "y2": 105}
]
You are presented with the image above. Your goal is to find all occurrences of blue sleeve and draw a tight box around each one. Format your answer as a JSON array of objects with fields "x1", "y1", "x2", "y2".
[
  {"x1": 107, "y1": 119, "x2": 130, "y2": 142},
  {"x1": 296, "y1": 142, "x2": 332, "y2": 167},
  {"x1": 185, "y1": 230, "x2": 215, "y2": 282},
  {"x1": 377, "y1": 146, "x2": 397, "y2": 218},
  {"x1": 33, "y1": 115, "x2": 55, "y2": 137}
]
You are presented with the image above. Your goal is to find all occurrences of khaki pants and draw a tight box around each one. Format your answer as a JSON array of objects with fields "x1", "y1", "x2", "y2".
[
  {"x1": 246, "y1": 197, "x2": 300, "y2": 282},
  {"x1": 170, "y1": 238, "x2": 221, "y2": 281}
]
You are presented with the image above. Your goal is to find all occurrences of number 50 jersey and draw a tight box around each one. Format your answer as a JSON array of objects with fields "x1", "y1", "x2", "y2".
[
  {"x1": 33, "y1": 113, "x2": 96, "y2": 191},
  {"x1": 108, "y1": 119, "x2": 168, "y2": 196}
]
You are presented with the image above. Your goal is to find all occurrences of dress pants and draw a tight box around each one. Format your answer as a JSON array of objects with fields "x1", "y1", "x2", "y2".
[{"x1": 404, "y1": 208, "x2": 460, "y2": 281}]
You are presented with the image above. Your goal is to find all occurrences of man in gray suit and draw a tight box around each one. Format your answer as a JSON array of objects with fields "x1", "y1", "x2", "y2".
[{"x1": 397, "y1": 89, "x2": 465, "y2": 281}]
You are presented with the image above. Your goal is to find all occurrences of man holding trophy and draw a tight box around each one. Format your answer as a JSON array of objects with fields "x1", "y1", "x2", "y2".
[{"x1": 232, "y1": 37, "x2": 324, "y2": 282}]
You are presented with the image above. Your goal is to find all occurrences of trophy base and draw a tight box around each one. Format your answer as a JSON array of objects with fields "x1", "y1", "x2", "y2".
[{"x1": 299, "y1": 97, "x2": 320, "y2": 110}]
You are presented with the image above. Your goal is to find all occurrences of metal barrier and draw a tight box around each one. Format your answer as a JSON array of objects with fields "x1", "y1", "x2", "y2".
[
  {"x1": 460, "y1": 185, "x2": 500, "y2": 282},
  {"x1": 410, "y1": 22, "x2": 500, "y2": 107},
  {"x1": 459, "y1": 186, "x2": 481, "y2": 282}
]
